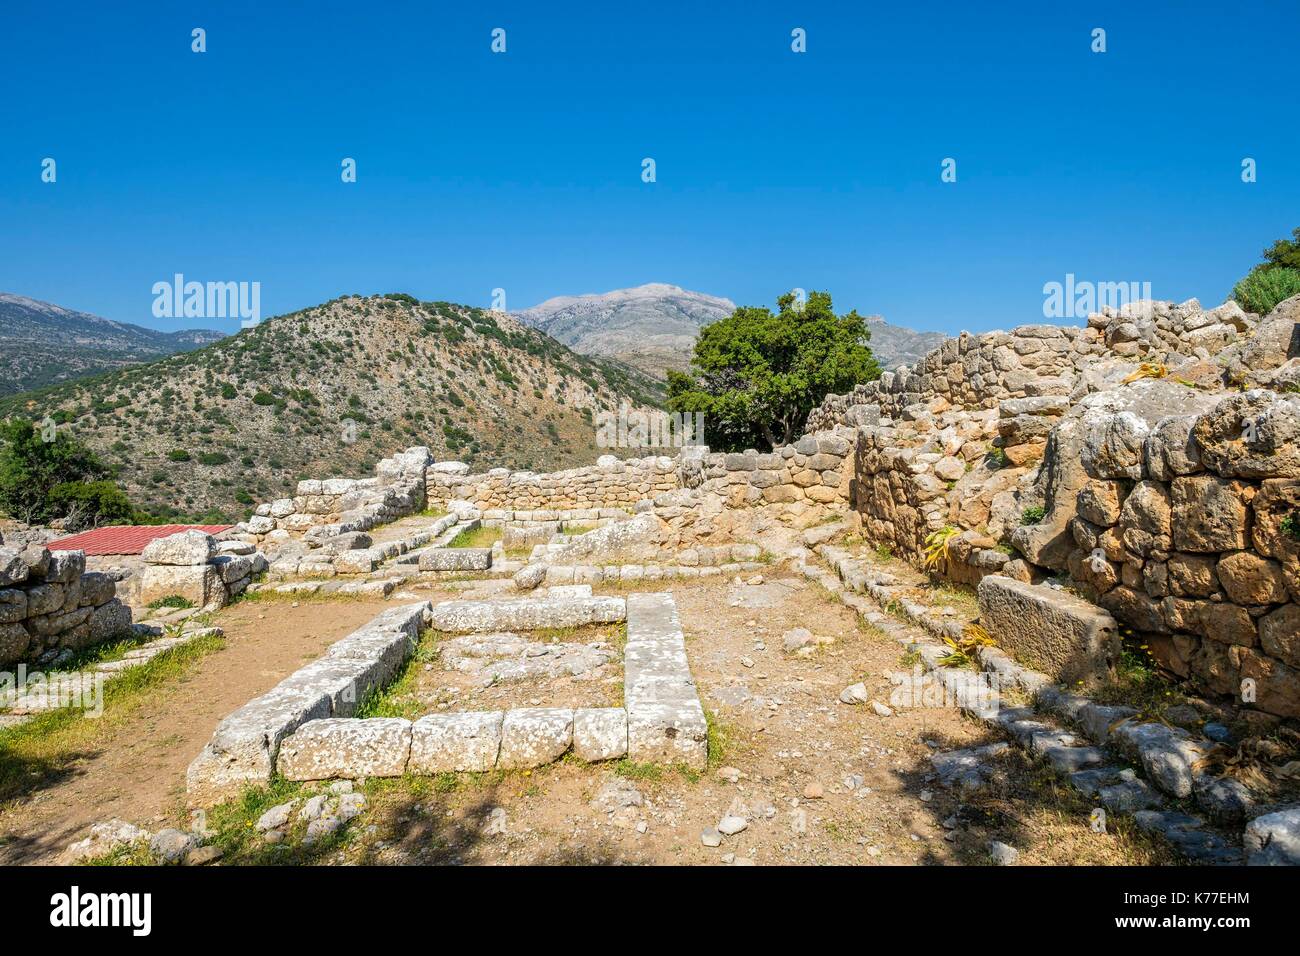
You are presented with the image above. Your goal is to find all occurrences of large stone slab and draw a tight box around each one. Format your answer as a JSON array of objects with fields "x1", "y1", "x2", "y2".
[
  {"x1": 624, "y1": 592, "x2": 708, "y2": 769},
  {"x1": 497, "y1": 707, "x2": 573, "y2": 769},
  {"x1": 409, "y1": 711, "x2": 503, "y2": 772},
  {"x1": 428, "y1": 595, "x2": 625, "y2": 632},
  {"x1": 418, "y1": 548, "x2": 492, "y2": 572},
  {"x1": 573, "y1": 707, "x2": 628, "y2": 762},
  {"x1": 141, "y1": 530, "x2": 215, "y2": 566},
  {"x1": 976, "y1": 575, "x2": 1119, "y2": 683},
  {"x1": 277, "y1": 717, "x2": 411, "y2": 780},
  {"x1": 140, "y1": 564, "x2": 222, "y2": 609},
  {"x1": 186, "y1": 688, "x2": 331, "y2": 804}
]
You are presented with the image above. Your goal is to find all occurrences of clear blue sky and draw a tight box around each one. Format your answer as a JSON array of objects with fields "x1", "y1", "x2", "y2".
[{"x1": 2, "y1": 0, "x2": 1296, "y2": 336}]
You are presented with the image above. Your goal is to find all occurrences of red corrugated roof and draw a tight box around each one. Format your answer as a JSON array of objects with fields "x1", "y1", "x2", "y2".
[{"x1": 50, "y1": 525, "x2": 233, "y2": 556}]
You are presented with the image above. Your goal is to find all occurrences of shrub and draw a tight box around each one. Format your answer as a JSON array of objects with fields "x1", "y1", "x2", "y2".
[
  {"x1": 1231, "y1": 266, "x2": 1300, "y2": 315},
  {"x1": 167, "y1": 449, "x2": 191, "y2": 462},
  {"x1": 47, "y1": 481, "x2": 135, "y2": 530},
  {"x1": 198, "y1": 452, "x2": 230, "y2": 466},
  {"x1": 252, "y1": 392, "x2": 276, "y2": 406},
  {"x1": 1020, "y1": 505, "x2": 1046, "y2": 525}
]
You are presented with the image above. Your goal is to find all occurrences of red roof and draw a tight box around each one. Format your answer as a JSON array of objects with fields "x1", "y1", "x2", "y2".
[{"x1": 50, "y1": 525, "x2": 233, "y2": 557}]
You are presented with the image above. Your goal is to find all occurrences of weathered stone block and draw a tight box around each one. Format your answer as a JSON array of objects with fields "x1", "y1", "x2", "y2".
[
  {"x1": 141, "y1": 531, "x2": 215, "y2": 566},
  {"x1": 277, "y1": 718, "x2": 411, "y2": 780},
  {"x1": 409, "y1": 711, "x2": 503, "y2": 772},
  {"x1": 418, "y1": 548, "x2": 492, "y2": 572},
  {"x1": 140, "y1": 564, "x2": 222, "y2": 609},
  {"x1": 573, "y1": 708, "x2": 628, "y2": 762},
  {"x1": 498, "y1": 707, "x2": 573, "y2": 769},
  {"x1": 1171, "y1": 476, "x2": 1252, "y2": 553},
  {"x1": 977, "y1": 576, "x2": 1119, "y2": 683}
]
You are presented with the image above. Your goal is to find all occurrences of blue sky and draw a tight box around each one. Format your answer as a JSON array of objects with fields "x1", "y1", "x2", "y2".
[{"x1": 2, "y1": 0, "x2": 1297, "y2": 336}]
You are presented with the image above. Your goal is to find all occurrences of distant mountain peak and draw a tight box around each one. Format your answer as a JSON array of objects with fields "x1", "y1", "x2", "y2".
[{"x1": 513, "y1": 284, "x2": 946, "y2": 377}]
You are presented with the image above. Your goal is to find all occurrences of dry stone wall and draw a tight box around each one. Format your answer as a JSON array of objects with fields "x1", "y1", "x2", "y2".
[
  {"x1": 233, "y1": 446, "x2": 433, "y2": 548},
  {"x1": 0, "y1": 544, "x2": 130, "y2": 668},
  {"x1": 808, "y1": 294, "x2": 1300, "y2": 718}
]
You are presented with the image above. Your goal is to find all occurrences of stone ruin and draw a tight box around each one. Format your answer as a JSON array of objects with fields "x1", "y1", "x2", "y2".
[
  {"x1": 802, "y1": 293, "x2": 1300, "y2": 721},
  {"x1": 0, "y1": 543, "x2": 130, "y2": 669}
]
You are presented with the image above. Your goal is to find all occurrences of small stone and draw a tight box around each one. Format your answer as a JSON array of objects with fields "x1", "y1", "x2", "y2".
[
  {"x1": 919, "y1": 789, "x2": 933, "y2": 802},
  {"x1": 184, "y1": 845, "x2": 224, "y2": 866},
  {"x1": 740, "y1": 655, "x2": 755, "y2": 668},
  {"x1": 716, "y1": 767, "x2": 743, "y2": 783},
  {"x1": 149, "y1": 828, "x2": 197, "y2": 864},
  {"x1": 256, "y1": 801, "x2": 297, "y2": 832},
  {"x1": 838, "y1": 682, "x2": 870, "y2": 705},
  {"x1": 870, "y1": 700, "x2": 894, "y2": 717},
  {"x1": 988, "y1": 840, "x2": 1020, "y2": 865},
  {"x1": 483, "y1": 807, "x2": 508, "y2": 836},
  {"x1": 782, "y1": 627, "x2": 815, "y2": 652},
  {"x1": 701, "y1": 827, "x2": 723, "y2": 847},
  {"x1": 803, "y1": 782, "x2": 824, "y2": 800},
  {"x1": 717, "y1": 815, "x2": 748, "y2": 836}
]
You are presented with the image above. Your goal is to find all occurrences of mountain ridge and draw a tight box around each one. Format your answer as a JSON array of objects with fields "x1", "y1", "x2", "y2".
[{"x1": 0, "y1": 293, "x2": 226, "y2": 395}]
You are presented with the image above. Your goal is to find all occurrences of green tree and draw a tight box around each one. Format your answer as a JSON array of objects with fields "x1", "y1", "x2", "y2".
[
  {"x1": 0, "y1": 419, "x2": 133, "y2": 527},
  {"x1": 667, "y1": 291, "x2": 880, "y2": 451},
  {"x1": 1231, "y1": 227, "x2": 1300, "y2": 314}
]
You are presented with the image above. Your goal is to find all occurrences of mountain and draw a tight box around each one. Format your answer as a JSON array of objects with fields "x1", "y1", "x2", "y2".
[
  {"x1": 0, "y1": 295, "x2": 663, "y2": 522},
  {"x1": 0, "y1": 293, "x2": 226, "y2": 396},
  {"x1": 861, "y1": 314, "x2": 949, "y2": 370},
  {"x1": 513, "y1": 283, "x2": 948, "y2": 376},
  {"x1": 513, "y1": 283, "x2": 736, "y2": 377}
]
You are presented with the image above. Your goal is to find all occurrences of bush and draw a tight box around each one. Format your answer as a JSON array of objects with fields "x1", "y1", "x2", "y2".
[
  {"x1": 47, "y1": 481, "x2": 135, "y2": 530},
  {"x1": 0, "y1": 419, "x2": 133, "y2": 526},
  {"x1": 1231, "y1": 266, "x2": 1300, "y2": 315},
  {"x1": 167, "y1": 449, "x2": 191, "y2": 462},
  {"x1": 198, "y1": 452, "x2": 230, "y2": 466}
]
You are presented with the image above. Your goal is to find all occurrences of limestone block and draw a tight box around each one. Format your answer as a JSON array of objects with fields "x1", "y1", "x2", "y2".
[
  {"x1": 140, "y1": 564, "x2": 222, "y2": 609},
  {"x1": 977, "y1": 576, "x2": 1119, "y2": 683},
  {"x1": 277, "y1": 718, "x2": 412, "y2": 780},
  {"x1": 573, "y1": 708, "x2": 628, "y2": 762},
  {"x1": 142, "y1": 531, "x2": 215, "y2": 566},
  {"x1": 409, "y1": 711, "x2": 504, "y2": 772},
  {"x1": 498, "y1": 708, "x2": 573, "y2": 769}
]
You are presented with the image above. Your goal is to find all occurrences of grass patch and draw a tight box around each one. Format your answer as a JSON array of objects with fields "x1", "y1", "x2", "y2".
[
  {"x1": 0, "y1": 631, "x2": 225, "y2": 804},
  {"x1": 354, "y1": 628, "x2": 442, "y2": 720},
  {"x1": 449, "y1": 525, "x2": 501, "y2": 549},
  {"x1": 1090, "y1": 638, "x2": 1186, "y2": 718},
  {"x1": 706, "y1": 709, "x2": 733, "y2": 769},
  {"x1": 146, "y1": 594, "x2": 195, "y2": 611}
]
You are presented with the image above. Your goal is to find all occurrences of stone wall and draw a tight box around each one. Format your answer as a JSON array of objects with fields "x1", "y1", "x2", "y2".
[
  {"x1": 807, "y1": 293, "x2": 1300, "y2": 718},
  {"x1": 233, "y1": 446, "x2": 432, "y2": 549},
  {"x1": 807, "y1": 299, "x2": 1253, "y2": 431},
  {"x1": 430, "y1": 431, "x2": 855, "y2": 520},
  {"x1": 139, "y1": 531, "x2": 269, "y2": 611},
  {"x1": 426, "y1": 455, "x2": 680, "y2": 512},
  {"x1": 0, "y1": 545, "x2": 131, "y2": 668},
  {"x1": 1046, "y1": 388, "x2": 1300, "y2": 718}
]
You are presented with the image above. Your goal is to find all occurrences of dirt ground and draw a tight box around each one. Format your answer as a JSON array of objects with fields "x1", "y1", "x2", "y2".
[
  {"x1": 0, "y1": 597, "x2": 395, "y2": 864},
  {"x1": 0, "y1": 567, "x2": 1176, "y2": 865}
]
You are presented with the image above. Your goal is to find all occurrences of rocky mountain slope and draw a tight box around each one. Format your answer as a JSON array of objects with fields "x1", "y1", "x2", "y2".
[
  {"x1": 513, "y1": 283, "x2": 947, "y2": 377},
  {"x1": 513, "y1": 283, "x2": 735, "y2": 377},
  {"x1": 862, "y1": 313, "x2": 948, "y2": 370},
  {"x1": 0, "y1": 293, "x2": 225, "y2": 396},
  {"x1": 0, "y1": 295, "x2": 663, "y2": 522}
]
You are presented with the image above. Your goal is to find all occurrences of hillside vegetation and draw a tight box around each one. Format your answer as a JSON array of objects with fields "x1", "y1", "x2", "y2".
[{"x1": 0, "y1": 295, "x2": 663, "y2": 523}]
